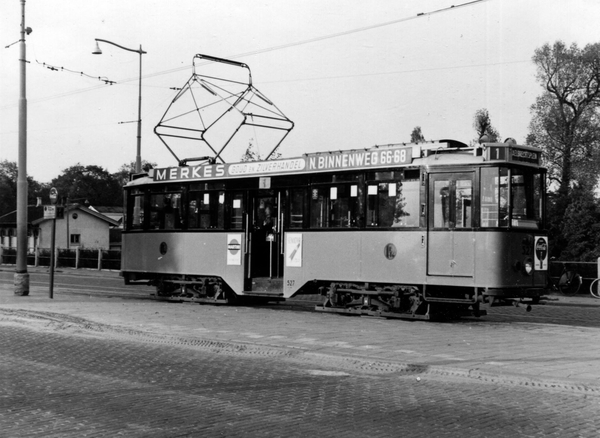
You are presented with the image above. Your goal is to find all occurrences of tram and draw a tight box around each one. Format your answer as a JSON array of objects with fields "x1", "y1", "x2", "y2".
[{"x1": 121, "y1": 139, "x2": 549, "y2": 320}]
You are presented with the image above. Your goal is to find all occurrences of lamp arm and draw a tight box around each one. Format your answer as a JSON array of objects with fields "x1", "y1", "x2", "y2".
[{"x1": 95, "y1": 38, "x2": 146, "y2": 54}]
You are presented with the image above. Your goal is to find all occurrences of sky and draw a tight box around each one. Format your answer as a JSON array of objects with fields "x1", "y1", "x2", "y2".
[{"x1": 1, "y1": 0, "x2": 599, "y2": 183}]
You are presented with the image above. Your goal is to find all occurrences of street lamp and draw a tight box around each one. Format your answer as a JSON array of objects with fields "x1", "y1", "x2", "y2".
[{"x1": 92, "y1": 38, "x2": 146, "y2": 173}]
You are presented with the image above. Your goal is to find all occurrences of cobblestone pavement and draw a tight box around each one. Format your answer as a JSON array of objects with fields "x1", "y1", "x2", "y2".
[
  {"x1": 1, "y1": 321, "x2": 599, "y2": 437},
  {"x1": 1, "y1": 272, "x2": 600, "y2": 436}
]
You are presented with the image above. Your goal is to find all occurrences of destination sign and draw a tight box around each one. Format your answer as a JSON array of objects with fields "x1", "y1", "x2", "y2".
[
  {"x1": 485, "y1": 145, "x2": 541, "y2": 166},
  {"x1": 153, "y1": 146, "x2": 414, "y2": 182}
]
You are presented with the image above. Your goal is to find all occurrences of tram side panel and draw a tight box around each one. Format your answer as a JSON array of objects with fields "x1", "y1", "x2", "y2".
[
  {"x1": 122, "y1": 232, "x2": 246, "y2": 293},
  {"x1": 473, "y1": 231, "x2": 546, "y2": 295},
  {"x1": 282, "y1": 230, "x2": 426, "y2": 298}
]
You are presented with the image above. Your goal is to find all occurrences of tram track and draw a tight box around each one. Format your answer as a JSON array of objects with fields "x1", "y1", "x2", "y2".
[{"x1": 2, "y1": 271, "x2": 598, "y2": 328}]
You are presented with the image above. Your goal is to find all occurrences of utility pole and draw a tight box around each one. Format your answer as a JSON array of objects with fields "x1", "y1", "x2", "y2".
[{"x1": 14, "y1": 0, "x2": 30, "y2": 296}]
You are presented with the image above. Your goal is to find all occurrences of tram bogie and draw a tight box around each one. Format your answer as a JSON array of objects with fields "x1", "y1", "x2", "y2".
[{"x1": 121, "y1": 139, "x2": 549, "y2": 320}]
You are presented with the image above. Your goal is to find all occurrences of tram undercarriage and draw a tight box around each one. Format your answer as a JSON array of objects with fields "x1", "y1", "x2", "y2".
[
  {"x1": 313, "y1": 282, "x2": 487, "y2": 320},
  {"x1": 152, "y1": 275, "x2": 233, "y2": 304}
]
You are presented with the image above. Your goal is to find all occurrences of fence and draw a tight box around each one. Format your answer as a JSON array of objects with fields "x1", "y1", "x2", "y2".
[
  {"x1": 0, "y1": 246, "x2": 121, "y2": 271},
  {"x1": 548, "y1": 259, "x2": 600, "y2": 291}
]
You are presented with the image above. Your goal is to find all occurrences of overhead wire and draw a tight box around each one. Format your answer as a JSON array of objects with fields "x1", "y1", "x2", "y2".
[
  {"x1": 35, "y1": 59, "x2": 116, "y2": 85},
  {"x1": 1, "y1": 0, "x2": 491, "y2": 110}
]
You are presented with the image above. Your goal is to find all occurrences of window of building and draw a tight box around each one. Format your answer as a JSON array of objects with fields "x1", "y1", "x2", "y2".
[{"x1": 70, "y1": 234, "x2": 81, "y2": 245}]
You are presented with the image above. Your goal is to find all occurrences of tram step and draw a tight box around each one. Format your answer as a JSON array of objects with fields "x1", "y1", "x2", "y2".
[{"x1": 249, "y1": 277, "x2": 283, "y2": 293}]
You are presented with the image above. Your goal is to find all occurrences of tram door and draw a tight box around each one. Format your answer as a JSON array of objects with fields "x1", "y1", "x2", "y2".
[
  {"x1": 427, "y1": 172, "x2": 475, "y2": 277},
  {"x1": 248, "y1": 190, "x2": 283, "y2": 283}
]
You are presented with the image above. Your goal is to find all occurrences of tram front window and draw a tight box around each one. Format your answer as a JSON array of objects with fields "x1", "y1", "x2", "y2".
[{"x1": 480, "y1": 167, "x2": 544, "y2": 229}]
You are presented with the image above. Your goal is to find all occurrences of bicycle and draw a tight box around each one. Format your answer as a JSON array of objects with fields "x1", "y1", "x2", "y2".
[
  {"x1": 549, "y1": 261, "x2": 582, "y2": 295},
  {"x1": 591, "y1": 278, "x2": 600, "y2": 299}
]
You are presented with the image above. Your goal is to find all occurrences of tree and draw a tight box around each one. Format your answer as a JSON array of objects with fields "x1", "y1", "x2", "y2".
[
  {"x1": 528, "y1": 41, "x2": 600, "y2": 198},
  {"x1": 410, "y1": 126, "x2": 425, "y2": 143},
  {"x1": 527, "y1": 41, "x2": 600, "y2": 261},
  {"x1": 240, "y1": 140, "x2": 281, "y2": 162},
  {"x1": 50, "y1": 164, "x2": 122, "y2": 207},
  {"x1": 0, "y1": 160, "x2": 44, "y2": 216},
  {"x1": 556, "y1": 185, "x2": 600, "y2": 261},
  {"x1": 473, "y1": 108, "x2": 500, "y2": 143}
]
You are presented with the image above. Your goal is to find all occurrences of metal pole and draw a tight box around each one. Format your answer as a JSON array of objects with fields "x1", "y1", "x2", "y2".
[
  {"x1": 14, "y1": 0, "x2": 29, "y2": 296},
  {"x1": 66, "y1": 198, "x2": 70, "y2": 249},
  {"x1": 49, "y1": 217, "x2": 56, "y2": 299},
  {"x1": 135, "y1": 46, "x2": 143, "y2": 173}
]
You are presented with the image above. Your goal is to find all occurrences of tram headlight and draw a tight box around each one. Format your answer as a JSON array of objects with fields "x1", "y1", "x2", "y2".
[{"x1": 523, "y1": 257, "x2": 533, "y2": 275}]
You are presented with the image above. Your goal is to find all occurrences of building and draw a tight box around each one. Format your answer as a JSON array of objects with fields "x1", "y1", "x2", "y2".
[
  {"x1": 0, "y1": 204, "x2": 121, "y2": 251},
  {"x1": 33, "y1": 204, "x2": 120, "y2": 250},
  {"x1": 0, "y1": 206, "x2": 43, "y2": 252}
]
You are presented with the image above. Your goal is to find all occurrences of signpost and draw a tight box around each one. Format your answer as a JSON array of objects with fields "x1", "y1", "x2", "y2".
[{"x1": 48, "y1": 187, "x2": 58, "y2": 299}]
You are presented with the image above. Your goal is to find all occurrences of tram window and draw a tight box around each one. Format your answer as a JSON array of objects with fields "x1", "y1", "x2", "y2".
[
  {"x1": 289, "y1": 189, "x2": 305, "y2": 228},
  {"x1": 433, "y1": 180, "x2": 451, "y2": 228},
  {"x1": 455, "y1": 179, "x2": 472, "y2": 228},
  {"x1": 310, "y1": 184, "x2": 360, "y2": 228},
  {"x1": 480, "y1": 167, "x2": 509, "y2": 227},
  {"x1": 366, "y1": 178, "x2": 420, "y2": 228},
  {"x1": 127, "y1": 189, "x2": 145, "y2": 230},
  {"x1": 188, "y1": 191, "x2": 225, "y2": 229},
  {"x1": 149, "y1": 192, "x2": 183, "y2": 230},
  {"x1": 511, "y1": 169, "x2": 542, "y2": 229},
  {"x1": 229, "y1": 192, "x2": 244, "y2": 230}
]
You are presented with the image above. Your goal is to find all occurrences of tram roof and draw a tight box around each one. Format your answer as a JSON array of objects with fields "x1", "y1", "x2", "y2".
[{"x1": 126, "y1": 140, "x2": 543, "y2": 186}]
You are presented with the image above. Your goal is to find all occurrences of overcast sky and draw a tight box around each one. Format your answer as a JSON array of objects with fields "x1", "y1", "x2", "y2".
[{"x1": 1, "y1": 0, "x2": 599, "y2": 183}]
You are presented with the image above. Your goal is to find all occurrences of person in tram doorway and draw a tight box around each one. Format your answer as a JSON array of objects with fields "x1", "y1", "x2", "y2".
[
  {"x1": 262, "y1": 206, "x2": 275, "y2": 239},
  {"x1": 254, "y1": 203, "x2": 277, "y2": 277}
]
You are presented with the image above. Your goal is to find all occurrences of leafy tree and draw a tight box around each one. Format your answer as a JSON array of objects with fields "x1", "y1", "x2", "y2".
[
  {"x1": 50, "y1": 164, "x2": 122, "y2": 207},
  {"x1": 527, "y1": 41, "x2": 600, "y2": 261},
  {"x1": 410, "y1": 126, "x2": 425, "y2": 143},
  {"x1": 473, "y1": 108, "x2": 500, "y2": 143},
  {"x1": 240, "y1": 140, "x2": 281, "y2": 162},
  {"x1": 0, "y1": 160, "x2": 44, "y2": 216},
  {"x1": 528, "y1": 41, "x2": 600, "y2": 198},
  {"x1": 555, "y1": 185, "x2": 600, "y2": 261}
]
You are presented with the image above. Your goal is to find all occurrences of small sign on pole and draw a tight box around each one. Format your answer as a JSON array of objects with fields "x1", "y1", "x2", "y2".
[{"x1": 43, "y1": 205, "x2": 57, "y2": 219}]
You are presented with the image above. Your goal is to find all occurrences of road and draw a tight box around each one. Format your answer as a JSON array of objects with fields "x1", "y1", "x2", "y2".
[
  {"x1": 1, "y1": 267, "x2": 600, "y2": 436},
  {"x1": 1, "y1": 306, "x2": 599, "y2": 437}
]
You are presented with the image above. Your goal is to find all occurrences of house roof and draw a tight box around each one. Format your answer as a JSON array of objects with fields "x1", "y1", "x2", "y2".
[
  {"x1": 89, "y1": 206, "x2": 123, "y2": 224},
  {"x1": 0, "y1": 206, "x2": 45, "y2": 226},
  {"x1": 31, "y1": 203, "x2": 120, "y2": 227}
]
